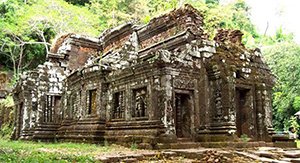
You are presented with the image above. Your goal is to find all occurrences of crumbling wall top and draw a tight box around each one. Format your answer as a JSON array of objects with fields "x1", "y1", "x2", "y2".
[
  {"x1": 50, "y1": 33, "x2": 100, "y2": 55},
  {"x1": 98, "y1": 4, "x2": 205, "y2": 55},
  {"x1": 214, "y1": 29, "x2": 244, "y2": 46},
  {"x1": 50, "y1": 33, "x2": 75, "y2": 54},
  {"x1": 141, "y1": 4, "x2": 203, "y2": 29}
]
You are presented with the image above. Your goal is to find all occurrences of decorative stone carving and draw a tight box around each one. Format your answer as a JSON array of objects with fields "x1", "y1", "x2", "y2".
[
  {"x1": 173, "y1": 78, "x2": 194, "y2": 90},
  {"x1": 132, "y1": 88, "x2": 147, "y2": 118},
  {"x1": 112, "y1": 91, "x2": 125, "y2": 119}
]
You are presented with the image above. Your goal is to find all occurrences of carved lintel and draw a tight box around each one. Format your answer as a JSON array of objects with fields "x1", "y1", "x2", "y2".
[{"x1": 173, "y1": 78, "x2": 194, "y2": 89}]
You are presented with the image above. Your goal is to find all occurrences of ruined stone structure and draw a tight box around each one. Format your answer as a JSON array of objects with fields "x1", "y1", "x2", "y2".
[{"x1": 13, "y1": 5, "x2": 276, "y2": 147}]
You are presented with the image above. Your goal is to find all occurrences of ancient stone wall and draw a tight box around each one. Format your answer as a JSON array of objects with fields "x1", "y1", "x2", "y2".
[{"x1": 13, "y1": 34, "x2": 101, "y2": 140}]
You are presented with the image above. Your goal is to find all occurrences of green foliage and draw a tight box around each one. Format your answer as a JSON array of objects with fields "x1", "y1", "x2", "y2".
[
  {"x1": 0, "y1": 96, "x2": 14, "y2": 108},
  {"x1": 0, "y1": 0, "x2": 101, "y2": 78},
  {"x1": 258, "y1": 27, "x2": 294, "y2": 46},
  {"x1": 0, "y1": 147, "x2": 95, "y2": 162},
  {"x1": 205, "y1": 0, "x2": 219, "y2": 5},
  {"x1": 64, "y1": 0, "x2": 90, "y2": 6},
  {"x1": 263, "y1": 41, "x2": 300, "y2": 131},
  {"x1": 200, "y1": 0, "x2": 258, "y2": 46},
  {"x1": 130, "y1": 142, "x2": 137, "y2": 151},
  {"x1": 288, "y1": 117, "x2": 299, "y2": 132},
  {"x1": 240, "y1": 134, "x2": 250, "y2": 142},
  {"x1": 293, "y1": 96, "x2": 300, "y2": 111},
  {"x1": 89, "y1": 0, "x2": 149, "y2": 29},
  {"x1": 0, "y1": 124, "x2": 13, "y2": 139},
  {"x1": 0, "y1": 96, "x2": 15, "y2": 140},
  {"x1": 24, "y1": 0, "x2": 100, "y2": 35}
]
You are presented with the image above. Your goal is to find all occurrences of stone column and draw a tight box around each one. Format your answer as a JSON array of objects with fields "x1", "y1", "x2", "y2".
[
  {"x1": 152, "y1": 75, "x2": 161, "y2": 120},
  {"x1": 36, "y1": 66, "x2": 47, "y2": 123},
  {"x1": 106, "y1": 87, "x2": 113, "y2": 121},
  {"x1": 158, "y1": 74, "x2": 177, "y2": 142},
  {"x1": 99, "y1": 82, "x2": 108, "y2": 121},
  {"x1": 262, "y1": 87, "x2": 275, "y2": 141},
  {"x1": 255, "y1": 87, "x2": 264, "y2": 140},
  {"x1": 125, "y1": 84, "x2": 131, "y2": 121}
]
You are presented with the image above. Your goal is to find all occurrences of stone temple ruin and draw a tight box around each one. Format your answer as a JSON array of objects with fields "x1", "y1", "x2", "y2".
[{"x1": 13, "y1": 5, "x2": 278, "y2": 148}]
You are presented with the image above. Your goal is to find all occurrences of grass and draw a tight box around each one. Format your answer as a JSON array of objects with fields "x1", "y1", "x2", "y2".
[
  {"x1": 296, "y1": 140, "x2": 300, "y2": 148},
  {"x1": 0, "y1": 139, "x2": 136, "y2": 163},
  {"x1": 0, "y1": 140, "x2": 100, "y2": 162}
]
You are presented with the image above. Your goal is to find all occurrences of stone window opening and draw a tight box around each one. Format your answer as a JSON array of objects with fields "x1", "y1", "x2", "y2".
[
  {"x1": 31, "y1": 101, "x2": 37, "y2": 123},
  {"x1": 68, "y1": 92, "x2": 76, "y2": 119},
  {"x1": 45, "y1": 95, "x2": 61, "y2": 122},
  {"x1": 87, "y1": 89, "x2": 97, "y2": 115},
  {"x1": 112, "y1": 91, "x2": 125, "y2": 119},
  {"x1": 132, "y1": 87, "x2": 147, "y2": 118}
]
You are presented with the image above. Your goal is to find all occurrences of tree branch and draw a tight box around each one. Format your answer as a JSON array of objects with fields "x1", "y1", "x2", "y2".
[{"x1": 20, "y1": 41, "x2": 51, "y2": 46}]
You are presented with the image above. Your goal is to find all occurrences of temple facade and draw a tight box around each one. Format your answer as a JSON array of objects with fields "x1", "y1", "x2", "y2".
[{"x1": 13, "y1": 5, "x2": 276, "y2": 147}]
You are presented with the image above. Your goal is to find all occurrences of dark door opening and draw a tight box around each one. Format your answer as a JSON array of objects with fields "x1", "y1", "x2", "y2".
[
  {"x1": 236, "y1": 88, "x2": 250, "y2": 137},
  {"x1": 53, "y1": 96, "x2": 61, "y2": 122},
  {"x1": 175, "y1": 93, "x2": 191, "y2": 138}
]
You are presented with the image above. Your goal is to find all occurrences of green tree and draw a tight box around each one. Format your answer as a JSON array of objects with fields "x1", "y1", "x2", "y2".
[
  {"x1": 64, "y1": 0, "x2": 90, "y2": 6},
  {"x1": 0, "y1": 0, "x2": 101, "y2": 78},
  {"x1": 199, "y1": 0, "x2": 258, "y2": 46},
  {"x1": 263, "y1": 41, "x2": 300, "y2": 131}
]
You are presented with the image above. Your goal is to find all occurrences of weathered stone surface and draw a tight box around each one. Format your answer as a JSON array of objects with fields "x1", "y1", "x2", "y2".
[
  {"x1": 12, "y1": 4, "x2": 279, "y2": 147},
  {"x1": 283, "y1": 150, "x2": 300, "y2": 158},
  {"x1": 291, "y1": 158, "x2": 300, "y2": 163},
  {"x1": 92, "y1": 148, "x2": 300, "y2": 162}
]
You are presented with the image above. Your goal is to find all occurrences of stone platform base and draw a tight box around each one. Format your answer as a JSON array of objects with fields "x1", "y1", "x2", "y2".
[
  {"x1": 154, "y1": 141, "x2": 297, "y2": 149},
  {"x1": 96, "y1": 146, "x2": 300, "y2": 163}
]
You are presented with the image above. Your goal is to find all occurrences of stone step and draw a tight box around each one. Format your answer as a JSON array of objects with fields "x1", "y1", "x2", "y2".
[
  {"x1": 282, "y1": 150, "x2": 300, "y2": 158},
  {"x1": 239, "y1": 148, "x2": 300, "y2": 163},
  {"x1": 156, "y1": 142, "x2": 202, "y2": 149},
  {"x1": 96, "y1": 152, "x2": 157, "y2": 163},
  {"x1": 177, "y1": 138, "x2": 192, "y2": 142},
  {"x1": 156, "y1": 141, "x2": 276, "y2": 149}
]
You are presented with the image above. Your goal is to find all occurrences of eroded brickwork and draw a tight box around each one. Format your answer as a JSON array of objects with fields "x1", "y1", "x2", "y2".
[{"x1": 13, "y1": 4, "x2": 276, "y2": 147}]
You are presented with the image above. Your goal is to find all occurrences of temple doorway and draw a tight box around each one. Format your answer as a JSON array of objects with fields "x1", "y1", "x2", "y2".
[
  {"x1": 236, "y1": 88, "x2": 251, "y2": 137},
  {"x1": 175, "y1": 92, "x2": 192, "y2": 138}
]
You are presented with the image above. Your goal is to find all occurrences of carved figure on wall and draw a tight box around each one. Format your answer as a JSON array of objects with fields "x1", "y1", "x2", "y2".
[{"x1": 133, "y1": 88, "x2": 147, "y2": 117}]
